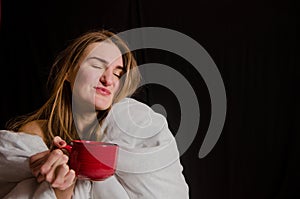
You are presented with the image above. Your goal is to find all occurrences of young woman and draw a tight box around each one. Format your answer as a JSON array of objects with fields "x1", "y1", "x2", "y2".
[{"x1": 0, "y1": 29, "x2": 189, "y2": 198}]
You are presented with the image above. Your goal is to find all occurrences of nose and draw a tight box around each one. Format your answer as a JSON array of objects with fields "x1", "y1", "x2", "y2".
[{"x1": 100, "y1": 68, "x2": 113, "y2": 86}]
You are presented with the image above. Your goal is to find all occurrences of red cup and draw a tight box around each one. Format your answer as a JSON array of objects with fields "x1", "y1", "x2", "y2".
[{"x1": 62, "y1": 140, "x2": 119, "y2": 181}]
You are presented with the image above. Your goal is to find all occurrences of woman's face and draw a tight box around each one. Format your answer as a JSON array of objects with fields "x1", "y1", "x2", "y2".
[{"x1": 70, "y1": 41, "x2": 124, "y2": 111}]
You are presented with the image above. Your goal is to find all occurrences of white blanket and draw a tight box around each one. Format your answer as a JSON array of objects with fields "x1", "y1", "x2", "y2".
[{"x1": 0, "y1": 98, "x2": 189, "y2": 198}]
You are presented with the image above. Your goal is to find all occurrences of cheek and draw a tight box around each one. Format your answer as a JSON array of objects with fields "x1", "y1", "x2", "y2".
[
  {"x1": 75, "y1": 69, "x2": 100, "y2": 86},
  {"x1": 113, "y1": 81, "x2": 121, "y2": 94}
]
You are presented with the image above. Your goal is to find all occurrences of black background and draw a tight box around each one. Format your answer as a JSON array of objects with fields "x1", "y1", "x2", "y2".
[{"x1": 0, "y1": 0, "x2": 299, "y2": 198}]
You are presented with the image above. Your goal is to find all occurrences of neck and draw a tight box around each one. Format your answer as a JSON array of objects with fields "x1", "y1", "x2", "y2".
[
  {"x1": 73, "y1": 109, "x2": 98, "y2": 139},
  {"x1": 72, "y1": 98, "x2": 109, "y2": 140}
]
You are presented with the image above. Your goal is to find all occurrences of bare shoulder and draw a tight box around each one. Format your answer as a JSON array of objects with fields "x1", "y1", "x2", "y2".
[{"x1": 19, "y1": 120, "x2": 46, "y2": 140}]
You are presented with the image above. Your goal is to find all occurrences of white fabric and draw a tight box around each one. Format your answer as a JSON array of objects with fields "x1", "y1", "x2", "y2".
[
  {"x1": 0, "y1": 98, "x2": 189, "y2": 198},
  {"x1": 0, "y1": 130, "x2": 92, "y2": 199}
]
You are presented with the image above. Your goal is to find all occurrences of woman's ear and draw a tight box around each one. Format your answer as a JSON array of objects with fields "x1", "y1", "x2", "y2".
[
  {"x1": 65, "y1": 72, "x2": 76, "y2": 90},
  {"x1": 66, "y1": 66, "x2": 80, "y2": 83}
]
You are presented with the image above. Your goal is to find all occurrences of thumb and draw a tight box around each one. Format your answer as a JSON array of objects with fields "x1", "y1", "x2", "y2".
[{"x1": 53, "y1": 136, "x2": 67, "y2": 149}]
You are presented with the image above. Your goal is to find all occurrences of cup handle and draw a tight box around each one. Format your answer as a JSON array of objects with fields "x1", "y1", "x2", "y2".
[{"x1": 61, "y1": 144, "x2": 72, "y2": 156}]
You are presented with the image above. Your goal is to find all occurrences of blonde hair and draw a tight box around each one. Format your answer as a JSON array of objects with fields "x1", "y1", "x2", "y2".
[{"x1": 6, "y1": 29, "x2": 141, "y2": 147}]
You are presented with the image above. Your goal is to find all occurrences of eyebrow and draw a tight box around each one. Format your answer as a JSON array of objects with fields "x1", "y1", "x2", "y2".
[
  {"x1": 87, "y1": 56, "x2": 109, "y2": 64},
  {"x1": 87, "y1": 56, "x2": 124, "y2": 70}
]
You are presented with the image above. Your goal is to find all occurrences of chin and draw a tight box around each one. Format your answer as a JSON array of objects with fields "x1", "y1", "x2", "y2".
[
  {"x1": 95, "y1": 102, "x2": 112, "y2": 111},
  {"x1": 94, "y1": 96, "x2": 114, "y2": 110},
  {"x1": 96, "y1": 107, "x2": 109, "y2": 111}
]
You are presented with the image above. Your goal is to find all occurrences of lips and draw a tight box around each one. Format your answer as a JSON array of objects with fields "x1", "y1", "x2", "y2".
[{"x1": 95, "y1": 87, "x2": 111, "y2": 96}]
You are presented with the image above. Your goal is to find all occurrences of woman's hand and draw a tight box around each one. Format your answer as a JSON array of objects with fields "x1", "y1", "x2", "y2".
[{"x1": 29, "y1": 136, "x2": 76, "y2": 190}]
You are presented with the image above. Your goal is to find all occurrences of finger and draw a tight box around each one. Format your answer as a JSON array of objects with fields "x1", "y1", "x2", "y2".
[
  {"x1": 64, "y1": 169, "x2": 76, "y2": 186},
  {"x1": 37, "y1": 173, "x2": 45, "y2": 183},
  {"x1": 44, "y1": 154, "x2": 69, "y2": 183},
  {"x1": 40, "y1": 149, "x2": 64, "y2": 175},
  {"x1": 30, "y1": 153, "x2": 49, "y2": 171},
  {"x1": 32, "y1": 165, "x2": 44, "y2": 178},
  {"x1": 51, "y1": 164, "x2": 69, "y2": 187},
  {"x1": 55, "y1": 169, "x2": 76, "y2": 190},
  {"x1": 30, "y1": 151, "x2": 50, "y2": 177},
  {"x1": 29, "y1": 150, "x2": 50, "y2": 165},
  {"x1": 52, "y1": 136, "x2": 67, "y2": 149}
]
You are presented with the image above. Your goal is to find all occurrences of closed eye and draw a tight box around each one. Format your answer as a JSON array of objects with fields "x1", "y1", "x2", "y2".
[
  {"x1": 113, "y1": 68, "x2": 125, "y2": 78},
  {"x1": 91, "y1": 65, "x2": 104, "y2": 69},
  {"x1": 114, "y1": 73, "x2": 121, "y2": 78}
]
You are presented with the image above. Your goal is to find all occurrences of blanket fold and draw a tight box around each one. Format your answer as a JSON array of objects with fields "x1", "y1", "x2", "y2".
[
  {"x1": 0, "y1": 130, "x2": 92, "y2": 199},
  {"x1": 0, "y1": 98, "x2": 189, "y2": 198}
]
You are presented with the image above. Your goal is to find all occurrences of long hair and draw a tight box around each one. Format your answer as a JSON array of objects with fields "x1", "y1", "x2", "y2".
[{"x1": 6, "y1": 30, "x2": 141, "y2": 147}]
